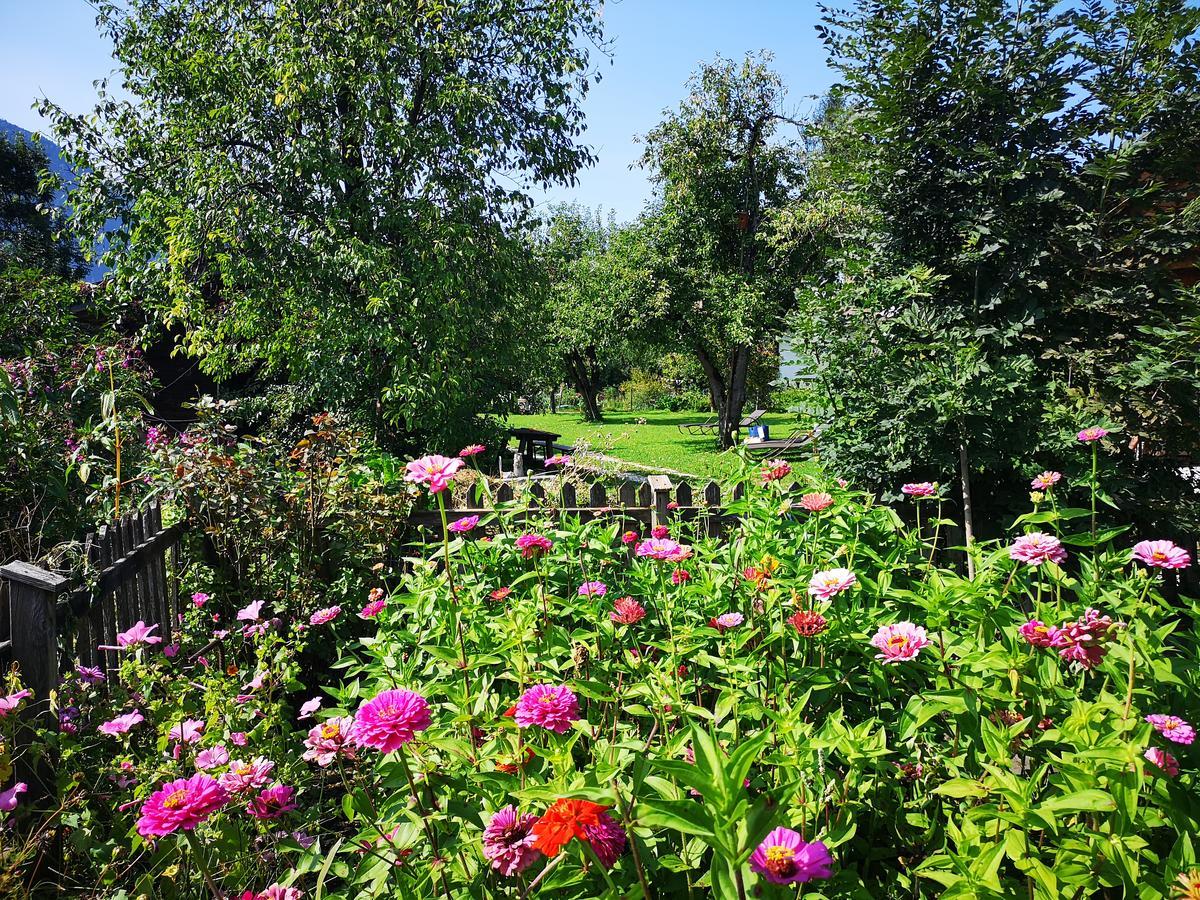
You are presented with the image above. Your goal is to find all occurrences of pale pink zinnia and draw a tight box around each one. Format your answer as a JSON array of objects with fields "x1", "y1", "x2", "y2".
[
  {"x1": 808, "y1": 568, "x2": 857, "y2": 601},
  {"x1": 870, "y1": 622, "x2": 931, "y2": 664},
  {"x1": 635, "y1": 537, "x2": 684, "y2": 561},
  {"x1": 136, "y1": 773, "x2": 229, "y2": 837},
  {"x1": 99, "y1": 710, "x2": 145, "y2": 737},
  {"x1": 219, "y1": 758, "x2": 276, "y2": 794},
  {"x1": 303, "y1": 716, "x2": 358, "y2": 767},
  {"x1": 749, "y1": 826, "x2": 833, "y2": 885},
  {"x1": 513, "y1": 684, "x2": 580, "y2": 734},
  {"x1": 799, "y1": 492, "x2": 834, "y2": 512},
  {"x1": 901, "y1": 482, "x2": 936, "y2": 498},
  {"x1": 1144, "y1": 746, "x2": 1180, "y2": 777},
  {"x1": 309, "y1": 606, "x2": 341, "y2": 626},
  {"x1": 195, "y1": 745, "x2": 230, "y2": 770},
  {"x1": 354, "y1": 689, "x2": 432, "y2": 752},
  {"x1": 116, "y1": 621, "x2": 162, "y2": 648},
  {"x1": 482, "y1": 805, "x2": 542, "y2": 876},
  {"x1": 1131, "y1": 540, "x2": 1191, "y2": 570},
  {"x1": 169, "y1": 719, "x2": 205, "y2": 744},
  {"x1": 1146, "y1": 714, "x2": 1195, "y2": 745},
  {"x1": 710, "y1": 612, "x2": 744, "y2": 632},
  {"x1": 1009, "y1": 532, "x2": 1067, "y2": 567},
  {"x1": 545, "y1": 454, "x2": 571, "y2": 466},
  {"x1": 1030, "y1": 471, "x2": 1062, "y2": 491},
  {"x1": 578, "y1": 581, "x2": 607, "y2": 597},
  {"x1": 404, "y1": 454, "x2": 464, "y2": 493}
]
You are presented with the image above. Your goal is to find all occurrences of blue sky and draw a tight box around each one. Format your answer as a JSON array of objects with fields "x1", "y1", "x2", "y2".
[{"x1": 0, "y1": 0, "x2": 837, "y2": 221}]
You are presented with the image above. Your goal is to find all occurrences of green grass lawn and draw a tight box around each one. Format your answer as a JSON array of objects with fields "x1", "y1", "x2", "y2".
[{"x1": 506, "y1": 409, "x2": 803, "y2": 480}]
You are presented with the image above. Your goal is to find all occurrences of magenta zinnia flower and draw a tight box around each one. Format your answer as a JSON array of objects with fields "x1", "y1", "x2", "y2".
[
  {"x1": 354, "y1": 689, "x2": 431, "y2": 752},
  {"x1": 1131, "y1": 540, "x2": 1191, "y2": 570},
  {"x1": 749, "y1": 827, "x2": 833, "y2": 885},
  {"x1": 1077, "y1": 426, "x2": 1109, "y2": 442},
  {"x1": 0, "y1": 690, "x2": 31, "y2": 716},
  {"x1": 1050, "y1": 608, "x2": 1121, "y2": 670},
  {"x1": 1009, "y1": 532, "x2": 1067, "y2": 567},
  {"x1": 449, "y1": 515, "x2": 480, "y2": 533},
  {"x1": 1146, "y1": 714, "x2": 1196, "y2": 745},
  {"x1": 248, "y1": 784, "x2": 297, "y2": 820},
  {"x1": 610, "y1": 596, "x2": 646, "y2": 625},
  {"x1": 635, "y1": 537, "x2": 684, "y2": 561},
  {"x1": 360, "y1": 598, "x2": 386, "y2": 618},
  {"x1": 761, "y1": 460, "x2": 792, "y2": 483},
  {"x1": 116, "y1": 621, "x2": 162, "y2": 648},
  {"x1": 303, "y1": 716, "x2": 358, "y2": 767},
  {"x1": 1018, "y1": 619, "x2": 1058, "y2": 648},
  {"x1": 459, "y1": 444, "x2": 486, "y2": 458},
  {"x1": 1144, "y1": 746, "x2": 1180, "y2": 777},
  {"x1": 901, "y1": 482, "x2": 936, "y2": 498},
  {"x1": 516, "y1": 533, "x2": 553, "y2": 559},
  {"x1": 482, "y1": 805, "x2": 542, "y2": 876},
  {"x1": 870, "y1": 622, "x2": 931, "y2": 664},
  {"x1": 545, "y1": 454, "x2": 571, "y2": 466},
  {"x1": 808, "y1": 568, "x2": 856, "y2": 601},
  {"x1": 514, "y1": 684, "x2": 580, "y2": 734},
  {"x1": 136, "y1": 773, "x2": 229, "y2": 837},
  {"x1": 99, "y1": 710, "x2": 144, "y2": 737},
  {"x1": 1030, "y1": 471, "x2": 1062, "y2": 491},
  {"x1": 309, "y1": 606, "x2": 341, "y2": 625},
  {"x1": 578, "y1": 581, "x2": 607, "y2": 597},
  {"x1": 620, "y1": 530, "x2": 639, "y2": 545},
  {"x1": 0, "y1": 783, "x2": 26, "y2": 812},
  {"x1": 651, "y1": 525, "x2": 670, "y2": 539},
  {"x1": 404, "y1": 454, "x2": 464, "y2": 493}
]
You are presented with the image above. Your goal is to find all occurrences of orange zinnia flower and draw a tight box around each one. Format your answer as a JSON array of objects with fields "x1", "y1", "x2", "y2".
[{"x1": 530, "y1": 798, "x2": 609, "y2": 857}]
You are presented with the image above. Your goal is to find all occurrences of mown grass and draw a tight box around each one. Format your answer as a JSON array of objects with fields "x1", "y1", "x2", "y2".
[{"x1": 506, "y1": 409, "x2": 810, "y2": 480}]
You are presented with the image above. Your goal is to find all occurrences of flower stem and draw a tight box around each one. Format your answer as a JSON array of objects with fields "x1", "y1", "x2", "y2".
[{"x1": 183, "y1": 829, "x2": 222, "y2": 900}]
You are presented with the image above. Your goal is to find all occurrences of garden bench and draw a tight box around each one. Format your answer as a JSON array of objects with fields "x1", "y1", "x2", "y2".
[
  {"x1": 676, "y1": 408, "x2": 766, "y2": 436},
  {"x1": 509, "y1": 426, "x2": 562, "y2": 471}
]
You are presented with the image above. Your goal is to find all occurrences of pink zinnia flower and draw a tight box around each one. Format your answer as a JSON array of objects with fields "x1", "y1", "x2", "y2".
[
  {"x1": 248, "y1": 784, "x2": 297, "y2": 820},
  {"x1": 635, "y1": 537, "x2": 684, "y2": 561},
  {"x1": 749, "y1": 827, "x2": 833, "y2": 885},
  {"x1": 514, "y1": 684, "x2": 580, "y2": 734},
  {"x1": 1030, "y1": 471, "x2": 1062, "y2": 491},
  {"x1": 1077, "y1": 426, "x2": 1109, "y2": 442},
  {"x1": 449, "y1": 515, "x2": 480, "y2": 533},
  {"x1": 354, "y1": 689, "x2": 432, "y2": 752},
  {"x1": 710, "y1": 612, "x2": 744, "y2": 632},
  {"x1": 359, "y1": 598, "x2": 386, "y2": 618},
  {"x1": 545, "y1": 454, "x2": 571, "y2": 467},
  {"x1": 303, "y1": 716, "x2": 358, "y2": 767},
  {"x1": 136, "y1": 773, "x2": 229, "y2": 837},
  {"x1": 192, "y1": 592, "x2": 210, "y2": 607},
  {"x1": 1131, "y1": 540, "x2": 1191, "y2": 570},
  {"x1": 0, "y1": 783, "x2": 27, "y2": 812},
  {"x1": 99, "y1": 710, "x2": 144, "y2": 737},
  {"x1": 76, "y1": 665, "x2": 105, "y2": 685},
  {"x1": 489, "y1": 587, "x2": 512, "y2": 602},
  {"x1": 482, "y1": 805, "x2": 542, "y2": 876},
  {"x1": 651, "y1": 525, "x2": 670, "y2": 539},
  {"x1": 761, "y1": 460, "x2": 792, "y2": 483},
  {"x1": 243, "y1": 886, "x2": 302, "y2": 900},
  {"x1": 0, "y1": 690, "x2": 32, "y2": 716},
  {"x1": 1018, "y1": 620, "x2": 1058, "y2": 648},
  {"x1": 219, "y1": 758, "x2": 276, "y2": 794},
  {"x1": 799, "y1": 492, "x2": 833, "y2": 512},
  {"x1": 1009, "y1": 532, "x2": 1067, "y2": 567},
  {"x1": 1146, "y1": 714, "x2": 1196, "y2": 745},
  {"x1": 620, "y1": 531, "x2": 639, "y2": 545},
  {"x1": 578, "y1": 581, "x2": 607, "y2": 597},
  {"x1": 229, "y1": 732, "x2": 249, "y2": 747},
  {"x1": 309, "y1": 606, "x2": 341, "y2": 626},
  {"x1": 1050, "y1": 608, "x2": 1121, "y2": 670},
  {"x1": 459, "y1": 444, "x2": 486, "y2": 458},
  {"x1": 901, "y1": 482, "x2": 937, "y2": 498},
  {"x1": 1144, "y1": 746, "x2": 1180, "y2": 777},
  {"x1": 671, "y1": 568, "x2": 690, "y2": 584},
  {"x1": 116, "y1": 621, "x2": 162, "y2": 649},
  {"x1": 404, "y1": 454, "x2": 464, "y2": 493},
  {"x1": 170, "y1": 719, "x2": 205, "y2": 744},
  {"x1": 298, "y1": 698, "x2": 322, "y2": 720},
  {"x1": 808, "y1": 569, "x2": 856, "y2": 601},
  {"x1": 195, "y1": 745, "x2": 230, "y2": 770},
  {"x1": 870, "y1": 622, "x2": 931, "y2": 664},
  {"x1": 237, "y1": 600, "x2": 264, "y2": 622},
  {"x1": 516, "y1": 533, "x2": 553, "y2": 559},
  {"x1": 610, "y1": 597, "x2": 646, "y2": 625}
]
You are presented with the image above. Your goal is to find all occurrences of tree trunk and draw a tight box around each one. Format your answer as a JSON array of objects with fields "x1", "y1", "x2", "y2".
[
  {"x1": 548, "y1": 385, "x2": 558, "y2": 415},
  {"x1": 958, "y1": 434, "x2": 976, "y2": 579},
  {"x1": 696, "y1": 343, "x2": 751, "y2": 449},
  {"x1": 565, "y1": 352, "x2": 602, "y2": 422}
]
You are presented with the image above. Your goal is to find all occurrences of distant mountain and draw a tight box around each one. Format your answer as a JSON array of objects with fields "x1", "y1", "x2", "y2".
[{"x1": 1, "y1": 117, "x2": 109, "y2": 281}]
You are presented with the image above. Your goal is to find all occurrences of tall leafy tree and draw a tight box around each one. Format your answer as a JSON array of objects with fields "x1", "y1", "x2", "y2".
[
  {"x1": 0, "y1": 133, "x2": 82, "y2": 278},
  {"x1": 42, "y1": 0, "x2": 604, "y2": 450},
  {"x1": 804, "y1": 0, "x2": 1200, "y2": 539},
  {"x1": 635, "y1": 53, "x2": 809, "y2": 448},
  {"x1": 536, "y1": 204, "x2": 636, "y2": 422}
]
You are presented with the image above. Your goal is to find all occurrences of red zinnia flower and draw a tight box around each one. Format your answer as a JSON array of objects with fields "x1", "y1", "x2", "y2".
[
  {"x1": 490, "y1": 587, "x2": 513, "y2": 602},
  {"x1": 788, "y1": 609, "x2": 828, "y2": 637},
  {"x1": 531, "y1": 798, "x2": 626, "y2": 866}
]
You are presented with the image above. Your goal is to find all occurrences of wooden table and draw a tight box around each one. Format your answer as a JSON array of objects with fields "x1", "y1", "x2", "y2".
[{"x1": 510, "y1": 427, "x2": 562, "y2": 471}]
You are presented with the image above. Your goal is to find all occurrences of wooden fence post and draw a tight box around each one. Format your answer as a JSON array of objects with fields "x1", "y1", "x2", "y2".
[
  {"x1": 0, "y1": 561, "x2": 67, "y2": 801},
  {"x1": 647, "y1": 475, "x2": 673, "y2": 530}
]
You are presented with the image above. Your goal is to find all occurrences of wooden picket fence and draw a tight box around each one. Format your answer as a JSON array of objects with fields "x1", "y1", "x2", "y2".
[
  {"x1": 406, "y1": 473, "x2": 744, "y2": 536},
  {"x1": 0, "y1": 502, "x2": 183, "y2": 796}
]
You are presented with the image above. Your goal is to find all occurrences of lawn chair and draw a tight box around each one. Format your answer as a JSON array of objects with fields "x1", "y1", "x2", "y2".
[
  {"x1": 745, "y1": 423, "x2": 827, "y2": 459},
  {"x1": 677, "y1": 409, "x2": 767, "y2": 437}
]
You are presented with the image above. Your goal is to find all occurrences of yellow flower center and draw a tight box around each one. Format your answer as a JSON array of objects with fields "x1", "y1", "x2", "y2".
[
  {"x1": 765, "y1": 845, "x2": 792, "y2": 864},
  {"x1": 162, "y1": 788, "x2": 189, "y2": 810},
  {"x1": 320, "y1": 723, "x2": 340, "y2": 739}
]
